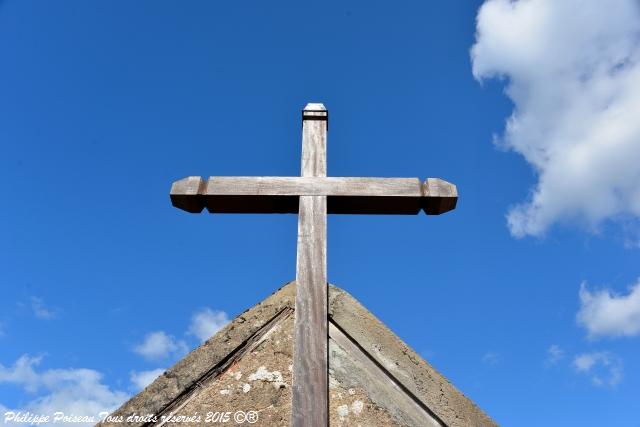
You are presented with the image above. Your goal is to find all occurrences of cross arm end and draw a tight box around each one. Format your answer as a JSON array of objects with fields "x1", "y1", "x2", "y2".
[
  {"x1": 422, "y1": 178, "x2": 458, "y2": 215},
  {"x1": 170, "y1": 176, "x2": 206, "y2": 213}
]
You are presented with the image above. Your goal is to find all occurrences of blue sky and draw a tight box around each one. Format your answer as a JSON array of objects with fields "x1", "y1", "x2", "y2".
[{"x1": 1, "y1": 1, "x2": 639, "y2": 425}]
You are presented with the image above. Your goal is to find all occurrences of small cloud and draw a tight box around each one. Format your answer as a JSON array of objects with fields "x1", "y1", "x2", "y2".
[
  {"x1": 482, "y1": 351, "x2": 501, "y2": 366},
  {"x1": 188, "y1": 308, "x2": 229, "y2": 343},
  {"x1": 574, "y1": 353, "x2": 598, "y2": 372},
  {"x1": 132, "y1": 331, "x2": 187, "y2": 361},
  {"x1": 0, "y1": 354, "x2": 43, "y2": 393},
  {"x1": 573, "y1": 351, "x2": 623, "y2": 388},
  {"x1": 30, "y1": 297, "x2": 58, "y2": 320},
  {"x1": 577, "y1": 280, "x2": 640, "y2": 339},
  {"x1": 546, "y1": 344, "x2": 565, "y2": 365},
  {"x1": 130, "y1": 368, "x2": 164, "y2": 391}
]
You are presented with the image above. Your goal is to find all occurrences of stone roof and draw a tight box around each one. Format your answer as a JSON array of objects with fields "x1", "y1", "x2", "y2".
[{"x1": 100, "y1": 282, "x2": 496, "y2": 427}]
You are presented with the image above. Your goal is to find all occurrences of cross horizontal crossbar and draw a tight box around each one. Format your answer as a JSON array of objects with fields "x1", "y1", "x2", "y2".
[{"x1": 170, "y1": 176, "x2": 457, "y2": 215}]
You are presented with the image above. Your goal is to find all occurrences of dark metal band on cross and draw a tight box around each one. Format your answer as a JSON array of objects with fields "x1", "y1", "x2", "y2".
[{"x1": 170, "y1": 103, "x2": 457, "y2": 427}]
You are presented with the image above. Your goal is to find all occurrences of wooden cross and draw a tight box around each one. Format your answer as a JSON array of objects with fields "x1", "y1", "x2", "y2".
[{"x1": 170, "y1": 103, "x2": 457, "y2": 427}]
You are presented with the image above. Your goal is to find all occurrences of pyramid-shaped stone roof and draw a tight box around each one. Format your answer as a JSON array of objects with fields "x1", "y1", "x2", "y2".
[{"x1": 100, "y1": 282, "x2": 496, "y2": 427}]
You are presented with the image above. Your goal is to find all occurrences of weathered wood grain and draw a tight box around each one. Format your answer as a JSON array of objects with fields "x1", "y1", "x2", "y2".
[
  {"x1": 293, "y1": 196, "x2": 328, "y2": 427},
  {"x1": 203, "y1": 176, "x2": 423, "y2": 214},
  {"x1": 204, "y1": 176, "x2": 422, "y2": 197},
  {"x1": 300, "y1": 103, "x2": 327, "y2": 177},
  {"x1": 292, "y1": 103, "x2": 328, "y2": 427},
  {"x1": 171, "y1": 176, "x2": 458, "y2": 215},
  {"x1": 205, "y1": 177, "x2": 422, "y2": 196}
]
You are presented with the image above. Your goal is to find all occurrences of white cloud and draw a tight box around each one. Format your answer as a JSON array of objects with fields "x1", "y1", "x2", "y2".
[
  {"x1": 30, "y1": 297, "x2": 57, "y2": 320},
  {"x1": 546, "y1": 344, "x2": 565, "y2": 365},
  {"x1": 0, "y1": 354, "x2": 43, "y2": 393},
  {"x1": 574, "y1": 353, "x2": 598, "y2": 372},
  {"x1": 187, "y1": 308, "x2": 229, "y2": 343},
  {"x1": 472, "y1": 0, "x2": 640, "y2": 237},
  {"x1": 0, "y1": 354, "x2": 128, "y2": 425},
  {"x1": 577, "y1": 280, "x2": 640, "y2": 338},
  {"x1": 482, "y1": 351, "x2": 501, "y2": 366},
  {"x1": 573, "y1": 351, "x2": 623, "y2": 387},
  {"x1": 129, "y1": 368, "x2": 164, "y2": 391},
  {"x1": 132, "y1": 331, "x2": 187, "y2": 361}
]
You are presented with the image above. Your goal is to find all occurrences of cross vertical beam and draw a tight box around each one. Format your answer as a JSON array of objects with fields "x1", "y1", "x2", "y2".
[{"x1": 292, "y1": 104, "x2": 328, "y2": 427}]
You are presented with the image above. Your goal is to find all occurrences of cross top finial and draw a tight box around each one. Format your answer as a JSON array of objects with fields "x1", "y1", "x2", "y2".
[
  {"x1": 302, "y1": 103, "x2": 328, "y2": 128},
  {"x1": 303, "y1": 103, "x2": 326, "y2": 111}
]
